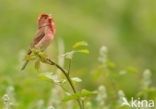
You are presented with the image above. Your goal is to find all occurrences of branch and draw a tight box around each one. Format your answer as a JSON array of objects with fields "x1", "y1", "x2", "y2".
[{"x1": 37, "y1": 54, "x2": 83, "y2": 109}]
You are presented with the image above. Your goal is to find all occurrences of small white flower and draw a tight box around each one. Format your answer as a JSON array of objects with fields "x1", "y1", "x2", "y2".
[
  {"x1": 143, "y1": 69, "x2": 152, "y2": 88},
  {"x1": 99, "y1": 46, "x2": 108, "y2": 56},
  {"x1": 98, "y1": 46, "x2": 108, "y2": 64},
  {"x1": 96, "y1": 85, "x2": 107, "y2": 106},
  {"x1": 47, "y1": 105, "x2": 55, "y2": 109},
  {"x1": 118, "y1": 90, "x2": 129, "y2": 107},
  {"x1": 2, "y1": 94, "x2": 10, "y2": 103}
]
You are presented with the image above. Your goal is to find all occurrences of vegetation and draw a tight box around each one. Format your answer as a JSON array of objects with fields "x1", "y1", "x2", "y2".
[{"x1": 0, "y1": 0, "x2": 156, "y2": 109}]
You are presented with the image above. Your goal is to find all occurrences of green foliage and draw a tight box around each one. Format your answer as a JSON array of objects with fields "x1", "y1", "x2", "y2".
[
  {"x1": 62, "y1": 41, "x2": 89, "y2": 60},
  {"x1": 0, "y1": 0, "x2": 156, "y2": 108},
  {"x1": 72, "y1": 41, "x2": 88, "y2": 49},
  {"x1": 1, "y1": 43, "x2": 156, "y2": 109},
  {"x1": 76, "y1": 49, "x2": 89, "y2": 54},
  {"x1": 34, "y1": 60, "x2": 40, "y2": 71},
  {"x1": 63, "y1": 89, "x2": 96, "y2": 102},
  {"x1": 71, "y1": 77, "x2": 82, "y2": 83}
]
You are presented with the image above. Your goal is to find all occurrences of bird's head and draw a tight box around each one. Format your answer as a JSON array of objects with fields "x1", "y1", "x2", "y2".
[{"x1": 38, "y1": 13, "x2": 56, "y2": 34}]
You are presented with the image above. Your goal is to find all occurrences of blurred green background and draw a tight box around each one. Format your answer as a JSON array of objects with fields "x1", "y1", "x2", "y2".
[{"x1": 0, "y1": 0, "x2": 156, "y2": 108}]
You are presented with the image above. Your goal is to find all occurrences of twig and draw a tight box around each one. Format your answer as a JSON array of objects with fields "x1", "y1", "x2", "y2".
[{"x1": 38, "y1": 55, "x2": 83, "y2": 109}]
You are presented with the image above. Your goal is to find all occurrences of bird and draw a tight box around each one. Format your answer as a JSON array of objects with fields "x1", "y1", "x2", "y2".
[{"x1": 21, "y1": 13, "x2": 56, "y2": 70}]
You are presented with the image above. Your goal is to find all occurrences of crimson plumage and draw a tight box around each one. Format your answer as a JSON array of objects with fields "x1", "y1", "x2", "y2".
[{"x1": 21, "y1": 13, "x2": 56, "y2": 70}]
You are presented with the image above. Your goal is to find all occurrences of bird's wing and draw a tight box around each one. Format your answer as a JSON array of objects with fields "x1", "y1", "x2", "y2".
[{"x1": 31, "y1": 29, "x2": 45, "y2": 47}]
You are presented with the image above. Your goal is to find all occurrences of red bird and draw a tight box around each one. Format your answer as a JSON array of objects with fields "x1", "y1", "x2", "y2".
[{"x1": 21, "y1": 13, "x2": 56, "y2": 70}]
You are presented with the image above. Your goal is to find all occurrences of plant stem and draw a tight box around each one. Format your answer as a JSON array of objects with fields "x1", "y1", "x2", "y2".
[
  {"x1": 41, "y1": 57, "x2": 83, "y2": 109},
  {"x1": 67, "y1": 59, "x2": 72, "y2": 76}
]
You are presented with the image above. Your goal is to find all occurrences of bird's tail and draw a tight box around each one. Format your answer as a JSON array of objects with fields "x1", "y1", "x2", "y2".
[
  {"x1": 21, "y1": 50, "x2": 32, "y2": 71},
  {"x1": 21, "y1": 61, "x2": 29, "y2": 70}
]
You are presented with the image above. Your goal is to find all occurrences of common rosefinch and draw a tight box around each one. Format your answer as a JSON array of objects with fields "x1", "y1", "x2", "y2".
[{"x1": 21, "y1": 13, "x2": 56, "y2": 70}]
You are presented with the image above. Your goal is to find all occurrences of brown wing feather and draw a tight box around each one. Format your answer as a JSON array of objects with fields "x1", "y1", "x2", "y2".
[
  {"x1": 21, "y1": 30, "x2": 45, "y2": 70},
  {"x1": 31, "y1": 29, "x2": 45, "y2": 47}
]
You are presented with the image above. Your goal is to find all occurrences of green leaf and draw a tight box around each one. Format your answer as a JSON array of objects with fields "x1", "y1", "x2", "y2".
[
  {"x1": 76, "y1": 49, "x2": 90, "y2": 54},
  {"x1": 24, "y1": 54, "x2": 36, "y2": 61},
  {"x1": 62, "y1": 51, "x2": 75, "y2": 59},
  {"x1": 71, "y1": 77, "x2": 82, "y2": 82},
  {"x1": 63, "y1": 89, "x2": 97, "y2": 102},
  {"x1": 39, "y1": 72, "x2": 63, "y2": 84},
  {"x1": 106, "y1": 61, "x2": 116, "y2": 69},
  {"x1": 81, "y1": 89, "x2": 97, "y2": 96},
  {"x1": 34, "y1": 60, "x2": 40, "y2": 71},
  {"x1": 73, "y1": 41, "x2": 88, "y2": 48}
]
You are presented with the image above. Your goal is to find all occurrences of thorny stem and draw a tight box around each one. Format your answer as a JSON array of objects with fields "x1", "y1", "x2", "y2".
[{"x1": 37, "y1": 55, "x2": 83, "y2": 109}]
